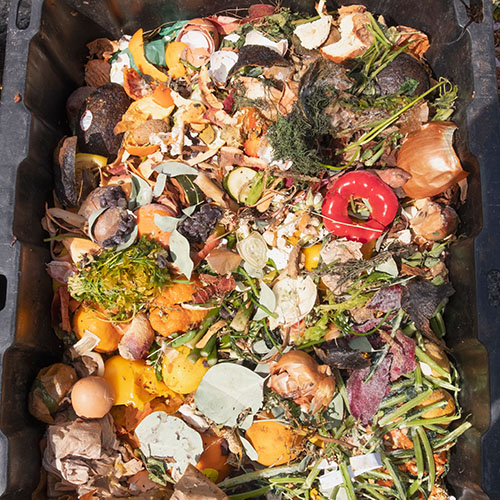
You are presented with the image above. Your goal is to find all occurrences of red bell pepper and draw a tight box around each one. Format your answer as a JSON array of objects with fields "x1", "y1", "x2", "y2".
[{"x1": 321, "y1": 171, "x2": 399, "y2": 243}]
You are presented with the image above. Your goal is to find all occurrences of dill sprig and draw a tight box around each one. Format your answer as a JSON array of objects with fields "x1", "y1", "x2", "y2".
[
  {"x1": 68, "y1": 236, "x2": 170, "y2": 320},
  {"x1": 431, "y1": 78, "x2": 458, "y2": 121},
  {"x1": 267, "y1": 85, "x2": 334, "y2": 175}
]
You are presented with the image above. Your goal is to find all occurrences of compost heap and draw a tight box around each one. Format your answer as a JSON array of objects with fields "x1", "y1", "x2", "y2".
[{"x1": 32, "y1": 3, "x2": 471, "y2": 499}]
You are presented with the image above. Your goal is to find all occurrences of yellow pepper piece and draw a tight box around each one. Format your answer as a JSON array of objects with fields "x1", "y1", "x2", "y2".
[
  {"x1": 104, "y1": 355, "x2": 179, "y2": 410},
  {"x1": 302, "y1": 243, "x2": 322, "y2": 271},
  {"x1": 162, "y1": 346, "x2": 209, "y2": 394},
  {"x1": 165, "y1": 41, "x2": 188, "y2": 78},
  {"x1": 129, "y1": 28, "x2": 168, "y2": 83}
]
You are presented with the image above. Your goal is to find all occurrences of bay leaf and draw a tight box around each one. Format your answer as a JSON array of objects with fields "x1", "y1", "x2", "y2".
[
  {"x1": 153, "y1": 172, "x2": 167, "y2": 198},
  {"x1": 253, "y1": 280, "x2": 276, "y2": 321},
  {"x1": 194, "y1": 363, "x2": 264, "y2": 429},
  {"x1": 154, "y1": 161, "x2": 199, "y2": 177},
  {"x1": 154, "y1": 214, "x2": 182, "y2": 233},
  {"x1": 169, "y1": 229, "x2": 194, "y2": 279}
]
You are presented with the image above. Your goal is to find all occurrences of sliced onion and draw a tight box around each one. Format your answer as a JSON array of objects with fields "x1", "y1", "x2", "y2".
[
  {"x1": 272, "y1": 276, "x2": 317, "y2": 326},
  {"x1": 236, "y1": 232, "x2": 268, "y2": 269},
  {"x1": 397, "y1": 121, "x2": 467, "y2": 199},
  {"x1": 71, "y1": 330, "x2": 101, "y2": 355},
  {"x1": 84, "y1": 352, "x2": 105, "y2": 377}
]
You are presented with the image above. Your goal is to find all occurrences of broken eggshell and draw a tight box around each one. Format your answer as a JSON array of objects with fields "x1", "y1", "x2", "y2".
[
  {"x1": 135, "y1": 412, "x2": 204, "y2": 475},
  {"x1": 321, "y1": 6, "x2": 373, "y2": 62},
  {"x1": 176, "y1": 18, "x2": 220, "y2": 67},
  {"x1": 54, "y1": 136, "x2": 99, "y2": 208},
  {"x1": 209, "y1": 50, "x2": 239, "y2": 84},
  {"x1": 293, "y1": 16, "x2": 332, "y2": 50},
  {"x1": 409, "y1": 199, "x2": 458, "y2": 241}
]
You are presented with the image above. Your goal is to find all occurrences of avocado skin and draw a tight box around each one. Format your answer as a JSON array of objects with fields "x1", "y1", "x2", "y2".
[
  {"x1": 375, "y1": 53, "x2": 430, "y2": 96},
  {"x1": 77, "y1": 83, "x2": 132, "y2": 158}
]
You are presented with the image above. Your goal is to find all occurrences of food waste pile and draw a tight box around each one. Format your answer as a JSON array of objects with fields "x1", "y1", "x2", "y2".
[{"x1": 30, "y1": 3, "x2": 471, "y2": 499}]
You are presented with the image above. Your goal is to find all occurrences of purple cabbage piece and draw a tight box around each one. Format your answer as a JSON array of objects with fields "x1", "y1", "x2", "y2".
[
  {"x1": 389, "y1": 331, "x2": 417, "y2": 381},
  {"x1": 367, "y1": 285, "x2": 402, "y2": 313},
  {"x1": 347, "y1": 357, "x2": 391, "y2": 426}
]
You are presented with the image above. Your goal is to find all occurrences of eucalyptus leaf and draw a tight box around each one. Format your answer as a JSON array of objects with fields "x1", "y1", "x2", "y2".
[
  {"x1": 87, "y1": 207, "x2": 108, "y2": 242},
  {"x1": 154, "y1": 214, "x2": 182, "y2": 233},
  {"x1": 130, "y1": 174, "x2": 153, "y2": 209},
  {"x1": 348, "y1": 336, "x2": 373, "y2": 353},
  {"x1": 154, "y1": 162, "x2": 199, "y2": 177},
  {"x1": 375, "y1": 256, "x2": 399, "y2": 277},
  {"x1": 115, "y1": 225, "x2": 138, "y2": 251},
  {"x1": 135, "y1": 412, "x2": 203, "y2": 475},
  {"x1": 254, "y1": 281, "x2": 276, "y2": 321},
  {"x1": 194, "y1": 363, "x2": 264, "y2": 429},
  {"x1": 169, "y1": 229, "x2": 194, "y2": 279},
  {"x1": 182, "y1": 203, "x2": 200, "y2": 217},
  {"x1": 323, "y1": 392, "x2": 344, "y2": 428},
  {"x1": 153, "y1": 173, "x2": 167, "y2": 198}
]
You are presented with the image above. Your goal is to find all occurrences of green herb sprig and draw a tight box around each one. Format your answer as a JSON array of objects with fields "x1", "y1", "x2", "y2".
[{"x1": 68, "y1": 236, "x2": 170, "y2": 320}]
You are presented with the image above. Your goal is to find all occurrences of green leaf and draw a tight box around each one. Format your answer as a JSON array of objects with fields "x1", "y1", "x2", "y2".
[
  {"x1": 153, "y1": 161, "x2": 199, "y2": 177},
  {"x1": 158, "y1": 20, "x2": 189, "y2": 39},
  {"x1": 253, "y1": 281, "x2": 276, "y2": 321},
  {"x1": 194, "y1": 363, "x2": 264, "y2": 429},
  {"x1": 169, "y1": 229, "x2": 193, "y2": 279},
  {"x1": 399, "y1": 77, "x2": 419, "y2": 95},
  {"x1": 87, "y1": 207, "x2": 108, "y2": 242},
  {"x1": 154, "y1": 214, "x2": 182, "y2": 232},
  {"x1": 153, "y1": 173, "x2": 167, "y2": 198},
  {"x1": 243, "y1": 173, "x2": 265, "y2": 205},
  {"x1": 130, "y1": 174, "x2": 153, "y2": 209},
  {"x1": 115, "y1": 225, "x2": 138, "y2": 251},
  {"x1": 144, "y1": 39, "x2": 166, "y2": 66}
]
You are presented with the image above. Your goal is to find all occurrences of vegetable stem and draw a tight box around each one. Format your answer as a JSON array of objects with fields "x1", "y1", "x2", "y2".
[
  {"x1": 378, "y1": 388, "x2": 432, "y2": 427},
  {"x1": 228, "y1": 486, "x2": 272, "y2": 499}
]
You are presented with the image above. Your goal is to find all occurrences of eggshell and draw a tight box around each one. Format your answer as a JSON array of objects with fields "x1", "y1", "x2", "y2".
[{"x1": 71, "y1": 376, "x2": 115, "y2": 418}]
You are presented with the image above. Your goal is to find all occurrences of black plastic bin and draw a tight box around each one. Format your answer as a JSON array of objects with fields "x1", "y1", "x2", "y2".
[{"x1": 0, "y1": 0, "x2": 499, "y2": 498}]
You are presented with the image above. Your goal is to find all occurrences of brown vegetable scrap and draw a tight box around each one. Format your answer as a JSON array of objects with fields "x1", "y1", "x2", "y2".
[
  {"x1": 171, "y1": 464, "x2": 228, "y2": 500},
  {"x1": 268, "y1": 350, "x2": 336, "y2": 414}
]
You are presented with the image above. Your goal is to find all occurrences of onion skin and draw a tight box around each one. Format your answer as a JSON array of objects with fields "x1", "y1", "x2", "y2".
[
  {"x1": 118, "y1": 313, "x2": 155, "y2": 361},
  {"x1": 268, "y1": 351, "x2": 336, "y2": 414},
  {"x1": 397, "y1": 122, "x2": 468, "y2": 199},
  {"x1": 410, "y1": 201, "x2": 458, "y2": 241}
]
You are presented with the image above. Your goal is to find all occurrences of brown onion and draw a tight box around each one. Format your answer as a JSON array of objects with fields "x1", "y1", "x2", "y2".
[
  {"x1": 268, "y1": 350, "x2": 335, "y2": 414},
  {"x1": 397, "y1": 121, "x2": 468, "y2": 199}
]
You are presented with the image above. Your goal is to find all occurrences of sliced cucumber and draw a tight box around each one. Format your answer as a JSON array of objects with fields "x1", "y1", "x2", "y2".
[{"x1": 225, "y1": 167, "x2": 264, "y2": 205}]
